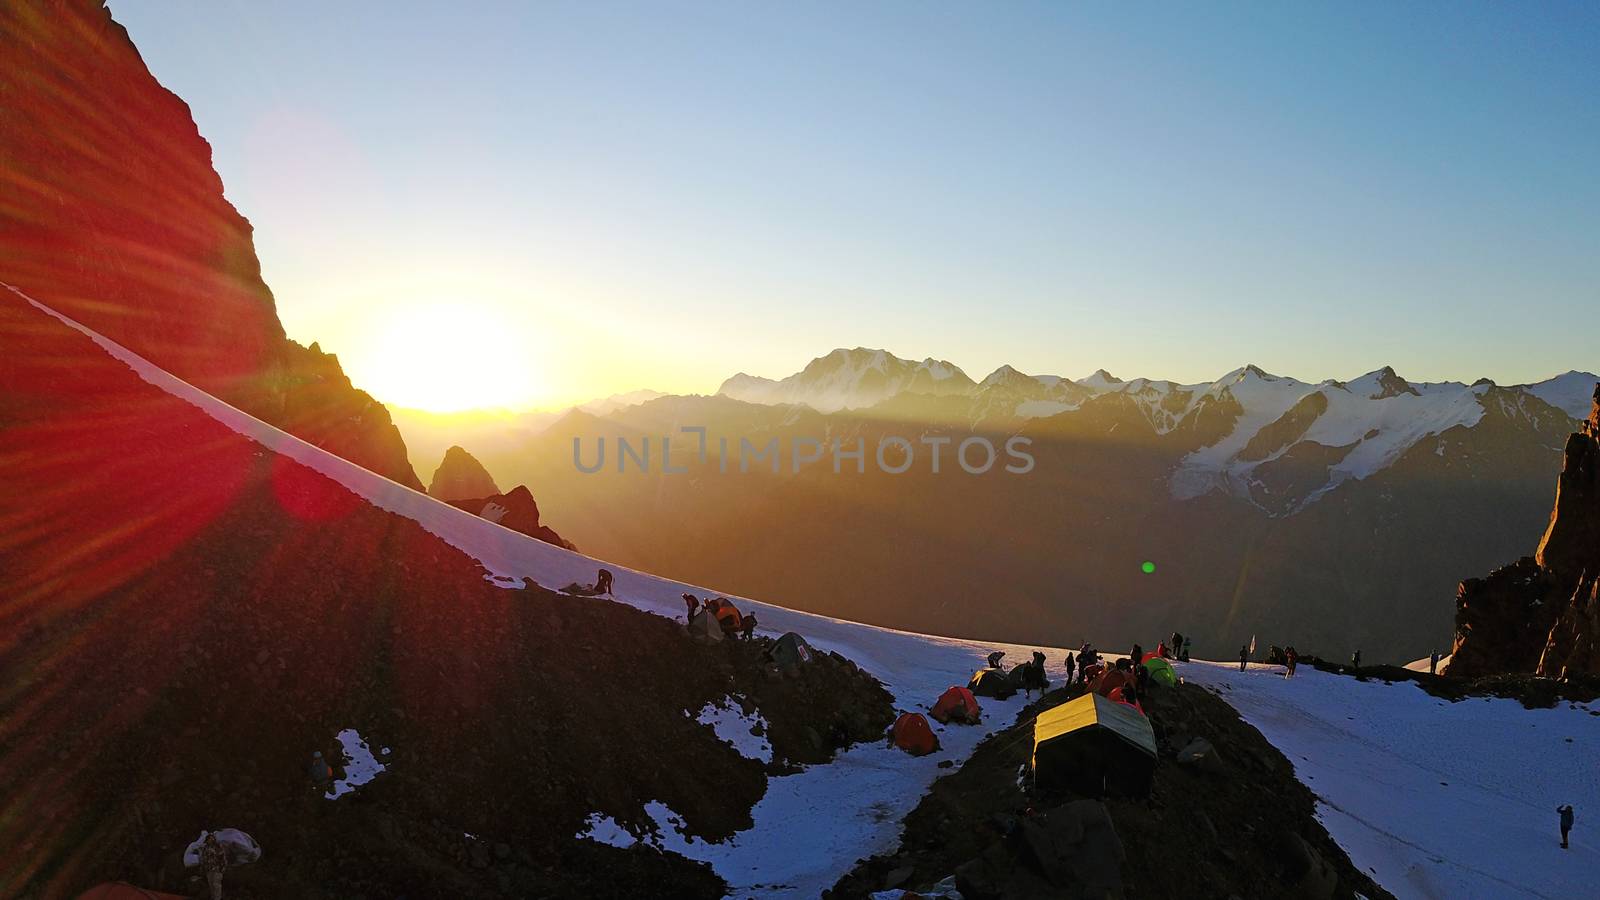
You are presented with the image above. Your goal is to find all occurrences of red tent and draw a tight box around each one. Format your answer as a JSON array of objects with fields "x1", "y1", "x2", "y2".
[
  {"x1": 77, "y1": 884, "x2": 190, "y2": 900},
  {"x1": 930, "y1": 686, "x2": 981, "y2": 725},
  {"x1": 890, "y1": 712, "x2": 939, "y2": 756},
  {"x1": 1107, "y1": 686, "x2": 1146, "y2": 716}
]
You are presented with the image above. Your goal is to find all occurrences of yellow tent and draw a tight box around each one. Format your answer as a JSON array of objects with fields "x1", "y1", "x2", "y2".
[{"x1": 1032, "y1": 692, "x2": 1156, "y2": 797}]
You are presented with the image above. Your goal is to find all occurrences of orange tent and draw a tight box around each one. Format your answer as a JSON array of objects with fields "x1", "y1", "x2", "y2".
[
  {"x1": 77, "y1": 885, "x2": 189, "y2": 900},
  {"x1": 930, "y1": 686, "x2": 981, "y2": 725},
  {"x1": 705, "y1": 597, "x2": 743, "y2": 634},
  {"x1": 890, "y1": 712, "x2": 939, "y2": 756}
]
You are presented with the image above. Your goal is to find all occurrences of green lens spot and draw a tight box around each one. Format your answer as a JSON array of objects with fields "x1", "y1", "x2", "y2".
[{"x1": 1141, "y1": 561, "x2": 1156, "y2": 574}]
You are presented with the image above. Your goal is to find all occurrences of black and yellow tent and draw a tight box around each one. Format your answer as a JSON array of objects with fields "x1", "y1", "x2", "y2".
[
  {"x1": 1032, "y1": 692, "x2": 1156, "y2": 797},
  {"x1": 968, "y1": 667, "x2": 1016, "y2": 699}
]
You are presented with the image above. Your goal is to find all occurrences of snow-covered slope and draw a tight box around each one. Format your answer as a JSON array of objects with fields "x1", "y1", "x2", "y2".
[
  {"x1": 1520, "y1": 371, "x2": 1600, "y2": 420},
  {"x1": 1184, "y1": 660, "x2": 1596, "y2": 899}
]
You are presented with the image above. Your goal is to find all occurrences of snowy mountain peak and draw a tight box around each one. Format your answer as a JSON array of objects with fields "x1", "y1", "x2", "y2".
[
  {"x1": 1349, "y1": 366, "x2": 1420, "y2": 399},
  {"x1": 979, "y1": 364, "x2": 1035, "y2": 390},
  {"x1": 1079, "y1": 368, "x2": 1122, "y2": 389},
  {"x1": 717, "y1": 348, "x2": 975, "y2": 412}
]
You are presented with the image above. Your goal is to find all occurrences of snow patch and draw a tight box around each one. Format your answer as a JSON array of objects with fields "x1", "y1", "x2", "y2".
[
  {"x1": 696, "y1": 698, "x2": 774, "y2": 764},
  {"x1": 326, "y1": 728, "x2": 387, "y2": 799}
]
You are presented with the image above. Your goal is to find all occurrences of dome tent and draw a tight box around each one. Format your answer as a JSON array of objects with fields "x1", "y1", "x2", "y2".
[
  {"x1": 890, "y1": 712, "x2": 939, "y2": 756},
  {"x1": 1142, "y1": 655, "x2": 1178, "y2": 687},
  {"x1": 769, "y1": 631, "x2": 815, "y2": 671},
  {"x1": 968, "y1": 667, "x2": 1016, "y2": 699},
  {"x1": 930, "y1": 686, "x2": 981, "y2": 724},
  {"x1": 684, "y1": 610, "x2": 724, "y2": 643},
  {"x1": 1032, "y1": 692, "x2": 1156, "y2": 798}
]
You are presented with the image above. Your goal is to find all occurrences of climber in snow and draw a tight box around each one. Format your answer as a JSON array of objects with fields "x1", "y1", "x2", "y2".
[{"x1": 594, "y1": 568, "x2": 614, "y2": 596}]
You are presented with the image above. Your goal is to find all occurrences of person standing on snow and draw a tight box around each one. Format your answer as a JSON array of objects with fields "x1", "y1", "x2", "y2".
[
  {"x1": 199, "y1": 832, "x2": 227, "y2": 900},
  {"x1": 740, "y1": 613, "x2": 758, "y2": 641},
  {"x1": 1350, "y1": 650, "x2": 1362, "y2": 673},
  {"x1": 1285, "y1": 646, "x2": 1298, "y2": 678},
  {"x1": 1558, "y1": 804, "x2": 1574, "y2": 849},
  {"x1": 1429, "y1": 649, "x2": 1440, "y2": 675},
  {"x1": 595, "y1": 568, "x2": 614, "y2": 596},
  {"x1": 1238, "y1": 645, "x2": 1249, "y2": 672},
  {"x1": 682, "y1": 593, "x2": 700, "y2": 622},
  {"x1": 1181, "y1": 637, "x2": 1191, "y2": 661},
  {"x1": 1065, "y1": 652, "x2": 1076, "y2": 686}
]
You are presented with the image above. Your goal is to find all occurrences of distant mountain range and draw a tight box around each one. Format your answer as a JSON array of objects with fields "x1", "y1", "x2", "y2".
[
  {"x1": 710, "y1": 348, "x2": 1594, "y2": 515},
  {"x1": 411, "y1": 347, "x2": 1594, "y2": 664}
]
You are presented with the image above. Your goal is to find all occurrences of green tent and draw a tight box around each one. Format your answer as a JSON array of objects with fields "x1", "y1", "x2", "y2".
[
  {"x1": 769, "y1": 632, "x2": 815, "y2": 670},
  {"x1": 1142, "y1": 656, "x2": 1178, "y2": 687},
  {"x1": 1032, "y1": 692, "x2": 1156, "y2": 797}
]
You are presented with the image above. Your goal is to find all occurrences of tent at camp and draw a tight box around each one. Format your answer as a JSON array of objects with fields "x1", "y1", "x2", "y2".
[
  {"x1": 704, "y1": 597, "x2": 743, "y2": 635},
  {"x1": 769, "y1": 632, "x2": 815, "y2": 670},
  {"x1": 685, "y1": 610, "x2": 724, "y2": 643},
  {"x1": 182, "y1": 829, "x2": 261, "y2": 868},
  {"x1": 930, "y1": 686, "x2": 981, "y2": 724},
  {"x1": 1032, "y1": 692, "x2": 1157, "y2": 798},
  {"x1": 76, "y1": 884, "x2": 190, "y2": 900},
  {"x1": 1088, "y1": 666, "x2": 1134, "y2": 698},
  {"x1": 968, "y1": 667, "x2": 1017, "y2": 699},
  {"x1": 890, "y1": 712, "x2": 939, "y2": 756},
  {"x1": 1142, "y1": 656, "x2": 1178, "y2": 687}
]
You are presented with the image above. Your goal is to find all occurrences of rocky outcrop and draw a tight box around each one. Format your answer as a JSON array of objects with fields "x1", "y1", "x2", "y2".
[
  {"x1": 449, "y1": 485, "x2": 575, "y2": 550},
  {"x1": 1453, "y1": 384, "x2": 1600, "y2": 676},
  {"x1": 428, "y1": 446, "x2": 501, "y2": 501},
  {"x1": 0, "y1": 0, "x2": 422, "y2": 490}
]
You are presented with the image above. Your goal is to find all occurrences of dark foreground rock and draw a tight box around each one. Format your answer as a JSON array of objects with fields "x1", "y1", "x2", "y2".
[{"x1": 827, "y1": 679, "x2": 1391, "y2": 900}]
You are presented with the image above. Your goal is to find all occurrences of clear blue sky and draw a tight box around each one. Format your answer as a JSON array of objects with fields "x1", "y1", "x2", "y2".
[{"x1": 112, "y1": 1, "x2": 1598, "y2": 409}]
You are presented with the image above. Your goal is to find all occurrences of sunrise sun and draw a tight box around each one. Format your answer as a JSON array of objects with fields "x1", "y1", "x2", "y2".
[{"x1": 338, "y1": 301, "x2": 542, "y2": 413}]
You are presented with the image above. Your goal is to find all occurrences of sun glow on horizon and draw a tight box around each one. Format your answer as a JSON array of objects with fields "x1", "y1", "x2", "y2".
[{"x1": 338, "y1": 301, "x2": 545, "y2": 413}]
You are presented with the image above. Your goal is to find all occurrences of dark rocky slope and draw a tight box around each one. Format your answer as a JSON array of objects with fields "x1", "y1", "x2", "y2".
[
  {"x1": 1452, "y1": 383, "x2": 1600, "y2": 677},
  {"x1": 0, "y1": 294, "x2": 892, "y2": 898},
  {"x1": 0, "y1": 0, "x2": 421, "y2": 490}
]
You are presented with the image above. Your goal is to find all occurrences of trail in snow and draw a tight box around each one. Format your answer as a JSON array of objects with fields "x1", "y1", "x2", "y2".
[{"x1": 1182, "y1": 660, "x2": 1598, "y2": 900}]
